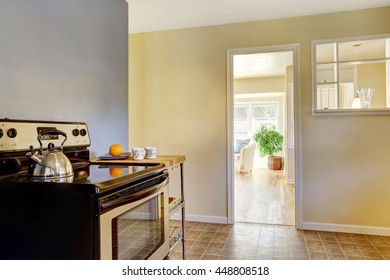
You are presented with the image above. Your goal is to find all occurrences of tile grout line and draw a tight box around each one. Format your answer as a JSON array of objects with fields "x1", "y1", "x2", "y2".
[
  {"x1": 173, "y1": 222, "x2": 390, "y2": 260},
  {"x1": 364, "y1": 237, "x2": 386, "y2": 260},
  {"x1": 333, "y1": 232, "x2": 343, "y2": 259},
  {"x1": 219, "y1": 225, "x2": 233, "y2": 260},
  {"x1": 329, "y1": 231, "x2": 348, "y2": 260},
  {"x1": 317, "y1": 231, "x2": 330, "y2": 260},
  {"x1": 350, "y1": 234, "x2": 369, "y2": 260}
]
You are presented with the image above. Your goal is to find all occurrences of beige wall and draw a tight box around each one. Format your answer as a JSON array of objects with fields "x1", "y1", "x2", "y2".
[
  {"x1": 358, "y1": 63, "x2": 386, "y2": 108},
  {"x1": 129, "y1": 34, "x2": 145, "y2": 147},
  {"x1": 129, "y1": 6, "x2": 390, "y2": 230},
  {"x1": 235, "y1": 76, "x2": 285, "y2": 94}
]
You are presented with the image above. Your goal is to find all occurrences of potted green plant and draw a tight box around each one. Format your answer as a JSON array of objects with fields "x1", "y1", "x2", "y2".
[{"x1": 253, "y1": 123, "x2": 284, "y2": 170}]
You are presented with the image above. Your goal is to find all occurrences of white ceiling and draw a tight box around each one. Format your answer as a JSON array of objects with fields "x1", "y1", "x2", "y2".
[
  {"x1": 127, "y1": 0, "x2": 390, "y2": 34},
  {"x1": 234, "y1": 51, "x2": 293, "y2": 78},
  {"x1": 126, "y1": 0, "x2": 389, "y2": 78}
]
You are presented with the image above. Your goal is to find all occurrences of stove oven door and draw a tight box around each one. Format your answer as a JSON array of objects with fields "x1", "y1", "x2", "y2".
[{"x1": 99, "y1": 175, "x2": 169, "y2": 260}]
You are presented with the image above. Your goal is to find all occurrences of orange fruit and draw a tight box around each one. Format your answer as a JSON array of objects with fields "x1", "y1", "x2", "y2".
[
  {"x1": 109, "y1": 144, "x2": 124, "y2": 156},
  {"x1": 109, "y1": 167, "x2": 124, "y2": 177}
]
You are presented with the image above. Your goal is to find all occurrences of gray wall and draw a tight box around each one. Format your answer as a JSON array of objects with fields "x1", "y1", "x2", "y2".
[{"x1": 0, "y1": 0, "x2": 128, "y2": 157}]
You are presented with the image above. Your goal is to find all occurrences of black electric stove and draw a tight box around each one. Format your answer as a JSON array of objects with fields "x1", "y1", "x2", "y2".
[{"x1": 0, "y1": 119, "x2": 167, "y2": 259}]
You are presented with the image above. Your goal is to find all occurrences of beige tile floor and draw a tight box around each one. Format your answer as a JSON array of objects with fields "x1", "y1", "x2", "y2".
[{"x1": 168, "y1": 221, "x2": 390, "y2": 260}]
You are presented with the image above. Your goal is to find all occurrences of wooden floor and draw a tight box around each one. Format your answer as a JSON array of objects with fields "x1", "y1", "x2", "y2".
[{"x1": 234, "y1": 168, "x2": 295, "y2": 226}]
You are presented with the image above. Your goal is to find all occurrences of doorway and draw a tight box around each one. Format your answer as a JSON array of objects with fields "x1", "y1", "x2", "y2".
[{"x1": 226, "y1": 44, "x2": 301, "y2": 227}]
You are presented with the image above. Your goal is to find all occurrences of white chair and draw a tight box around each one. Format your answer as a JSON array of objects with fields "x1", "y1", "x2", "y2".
[{"x1": 236, "y1": 142, "x2": 256, "y2": 173}]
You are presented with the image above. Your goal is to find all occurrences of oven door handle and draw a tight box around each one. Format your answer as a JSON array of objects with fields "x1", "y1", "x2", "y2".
[{"x1": 99, "y1": 174, "x2": 168, "y2": 213}]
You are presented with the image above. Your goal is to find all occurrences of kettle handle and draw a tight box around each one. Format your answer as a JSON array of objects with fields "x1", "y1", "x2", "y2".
[{"x1": 37, "y1": 129, "x2": 68, "y2": 151}]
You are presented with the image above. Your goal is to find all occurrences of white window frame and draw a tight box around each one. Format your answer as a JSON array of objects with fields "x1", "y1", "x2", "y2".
[{"x1": 234, "y1": 101, "x2": 279, "y2": 141}]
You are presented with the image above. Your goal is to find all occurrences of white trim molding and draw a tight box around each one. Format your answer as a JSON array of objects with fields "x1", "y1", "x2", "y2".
[
  {"x1": 286, "y1": 179, "x2": 295, "y2": 185},
  {"x1": 170, "y1": 213, "x2": 228, "y2": 224},
  {"x1": 302, "y1": 222, "x2": 390, "y2": 236},
  {"x1": 226, "y1": 44, "x2": 302, "y2": 227}
]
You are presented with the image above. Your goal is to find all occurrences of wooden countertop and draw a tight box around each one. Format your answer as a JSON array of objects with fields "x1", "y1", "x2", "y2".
[{"x1": 90, "y1": 155, "x2": 186, "y2": 167}]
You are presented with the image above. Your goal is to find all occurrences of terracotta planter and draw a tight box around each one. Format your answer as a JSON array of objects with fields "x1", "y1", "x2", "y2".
[{"x1": 267, "y1": 156, "x2": 283, "y2": 170}]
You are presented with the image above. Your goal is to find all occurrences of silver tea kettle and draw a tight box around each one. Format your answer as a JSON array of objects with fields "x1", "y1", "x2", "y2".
[{"x1": 26, "y1": 129, "x2": 74, "y2": 182}]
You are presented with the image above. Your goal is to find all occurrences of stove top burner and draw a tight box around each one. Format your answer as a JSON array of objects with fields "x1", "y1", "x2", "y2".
[
  {"x1": 0, "y1": 119, "x2": 167, "y2": 195},
  {"x1": 0, "y1": 162, "x2": 165, "y2": 193},
  {"x1": 77, "y1": 163, "x2": 162, "y2": 184}
]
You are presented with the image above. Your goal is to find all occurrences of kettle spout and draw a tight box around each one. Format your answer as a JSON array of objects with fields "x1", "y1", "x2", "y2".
[{"x1": 26, "y1": 151, "x2": 43, "y2": 165}]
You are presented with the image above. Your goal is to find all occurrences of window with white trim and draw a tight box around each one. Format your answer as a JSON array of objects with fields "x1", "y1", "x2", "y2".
[{"x1": 234, "y1": 102, "x2": 278, "y2": 142}]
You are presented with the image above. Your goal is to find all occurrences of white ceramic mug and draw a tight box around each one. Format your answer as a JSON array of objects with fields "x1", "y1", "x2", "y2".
[
  {"x1": 132, "y1": 147, "x2": 146, "y2": 160},
  {"x1": 145, "y1": 147, "x2": 157, "y2": 159}
]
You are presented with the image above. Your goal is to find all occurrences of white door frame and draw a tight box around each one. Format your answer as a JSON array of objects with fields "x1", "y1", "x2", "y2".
[{"x1": 226, "y1": 44, "x2": 302, "y2": 228}]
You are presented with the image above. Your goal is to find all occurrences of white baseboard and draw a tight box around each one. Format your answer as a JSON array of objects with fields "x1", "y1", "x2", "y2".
[
  {"x1": 170, "y1": 215, "x2": 390, "y2": 236},
  {"x1": 170, "y1": 213, "x2": 228, "y2": 224},
  {"x1": 302, "y1": 222, "x2": 390, "y2": 236}
]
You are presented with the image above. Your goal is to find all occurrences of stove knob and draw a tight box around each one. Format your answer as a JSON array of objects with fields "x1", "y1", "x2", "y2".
[
  {"x1": 80, "y1": 129, "x2": 87, "y2": 136},
  {"x1": 7, "y1": 128, "x2": 17, "y2": 138},
  {"x1": 0, "y1": 129, "x2": 3, "y2": 138},
  {"x1": 72, "y1": 129, "x2": 80, "y2": 136}
]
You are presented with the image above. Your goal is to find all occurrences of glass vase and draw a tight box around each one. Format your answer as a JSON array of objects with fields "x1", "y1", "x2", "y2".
[{"x1": 357, "y1": 88, "x2": 374, "y2": 109}]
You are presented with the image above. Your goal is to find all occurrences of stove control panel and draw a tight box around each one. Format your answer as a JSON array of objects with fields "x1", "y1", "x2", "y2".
[{"x1": 0, "y1": 119, "x2": 91, "y2": 152}]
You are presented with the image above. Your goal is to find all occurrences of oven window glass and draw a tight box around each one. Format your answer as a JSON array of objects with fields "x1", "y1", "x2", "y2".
[{"x1": 112, "y1": 193, "x2": 165, "y2": 260}]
